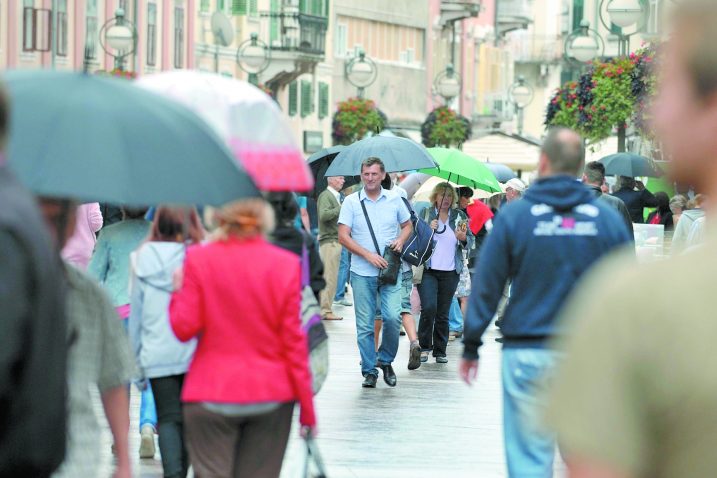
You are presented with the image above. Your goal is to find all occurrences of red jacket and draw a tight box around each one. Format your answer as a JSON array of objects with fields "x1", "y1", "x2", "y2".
[{"x1": 169, "y1": 237, "x2": 316, "y2": 427}]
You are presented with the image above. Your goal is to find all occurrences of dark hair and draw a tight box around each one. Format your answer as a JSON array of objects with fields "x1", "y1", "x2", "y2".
[
  {"x1": 584, "y1": 162, "x2": 606, "y2": 185},
  {"x1": 619, "y1": 176, "x2": 636, "y2": 190},
  {"x1": 381, "y1": 175, "x2": 393, "y2": 190},
  {"x1": 148, "y1": 207, "x2": 204, "y2": 244},
  {"x1": 265, "y1": 192, "x2": 299, "y2": 227},
  {"x1": 654, "y1": 192, "x2": 670, "y2": 213},
  {"x1": 122, "y1": 206, "x2": 149, "y2": 220},
  {"x1": 361, "y1": 157, "x2": 385, "y2": 173},
  {"x1": 457, "y1": 187, "x2": 474, "y2": 199},
  {"x1": 0, "y1": 85, "x2": 9, "y2": 152},
  {"x1": 541, "y1": 127, "x2": 585, "y2": 175}
]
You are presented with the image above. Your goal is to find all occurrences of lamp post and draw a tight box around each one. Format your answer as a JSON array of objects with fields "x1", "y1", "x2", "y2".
[
  {"x1": 345, "y1": 50, "x2": 378, "y2": 99},
  {"x1": 236, "y1": 33, "x2": 270, "y2": 85},
  {"x1": 508, "y1": 76, "x2": 534, "y2": 135},
  {"x1": 564, "y1": 20, "x2": 605, "y2": 66},
  {"x1": 434, "y1": 63, "x2": 461, "y2": 105},
  {"x1": 599, "y1": 0, "x2": 645, "y2": 57},
  {"x1": 99, "y1": 8, "x2": 137, "y2": 71}
]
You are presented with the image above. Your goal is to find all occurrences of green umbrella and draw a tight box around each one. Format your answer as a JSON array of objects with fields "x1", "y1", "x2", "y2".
[
  {"x1": 4, "y1": 70, "x2": 259, "y2": 206},
  {"x1": 419, "y1": 148, "x2": 502, "y2": 193}
]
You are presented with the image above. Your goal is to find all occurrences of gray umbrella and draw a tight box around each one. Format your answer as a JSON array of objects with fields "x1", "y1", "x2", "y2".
[
  {"x1": 484, "y1": 163, "x2": 517, "y2": 182},
  {"x1": 324, "y1": 135, "x2": 437, "y2": 177}
]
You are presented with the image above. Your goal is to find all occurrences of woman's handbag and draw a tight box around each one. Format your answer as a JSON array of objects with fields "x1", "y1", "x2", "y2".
[{"x1": 360, "y1": 198, "x2": 400, "y2": 286}]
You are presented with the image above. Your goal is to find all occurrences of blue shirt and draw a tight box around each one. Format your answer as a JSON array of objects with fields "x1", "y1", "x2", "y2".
[{"x1": 338, "y1": 187, "x2": 411, "y2": 277}]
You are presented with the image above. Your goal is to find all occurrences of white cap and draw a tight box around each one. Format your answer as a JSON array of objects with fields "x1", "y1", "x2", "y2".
[{"x1": 504, "y1": 178, "x2": 526, "y2": 193}]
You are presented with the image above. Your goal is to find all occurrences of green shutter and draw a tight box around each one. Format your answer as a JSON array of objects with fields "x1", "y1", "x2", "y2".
[
  {"x1": 318, "y1": 82, "x2": 329, "y2": 119},
  {"x1": 232, "y1": 0, "x2": 247, "y2": 15},
  {"x1": 299, "y1": 0, "x2": 307, "y2": 14},
  {"x1": 288, "y1": 82, "x2": 298, "y2": 117},
  {"x1": 270, "y1": 0, "x2": 279, "y2": 43},
  {"x1": 572, "y1": 0, "x2": 584, "y2": 31},
  {"x1": 313, "y1": 0, "x2": 321, "y2": 15},
  {"x1": 218, "y1": 0, "x2": 225, "y2": 10},
  {"x1": 200, "y1": 0, "x2": 210, "y2": 12},
  {"x1": 249, "y1": 0, "x2": 258, "y2": 16},
  {"x1": 301, "y1": 80, "x2": 313, "y2": 117}
]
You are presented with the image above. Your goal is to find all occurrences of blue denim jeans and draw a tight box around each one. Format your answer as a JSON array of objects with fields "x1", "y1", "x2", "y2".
[
  {"x1": 334, "y1": 248, "x2": 350, "y2": 301},
  {"x1": 502, "y1": 348, "x2": 560, "y2": 478},
  {"x1": 121, "y1": 318, "x2": 158, "y2": 429},
  {"x1": 448, "y1": 297, "x2": 463, "y2": 333},
  {"x1": 351, "y1": 272, "x2": 402, "y2": 377}
]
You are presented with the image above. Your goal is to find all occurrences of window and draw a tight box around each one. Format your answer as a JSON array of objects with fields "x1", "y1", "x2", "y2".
[
  {"x1": 249, "y1": 0, "x2": 257, "y2": 17},
  {"x1": 300, "y1": 0, "x2": 326, "y2": 16},
  {"x1": 200, "y1": 0, "x2": 210, "y2": 12},
  {"x1": 86, "y1": 0, "x2": 98, "y2": 58},
  {"x1": 288, "y1": 82, "x2": 298, "y2": 117},
  {"x1": 147, "y1": 2, "x2": 157, "y2": 66},
  {"x1": 174, "y1": 6, "x2": 184, "y2": 68},
  {"x1": 571, "y1": 0, "x2": 584, "y2": 31},
  {"x1": 335, "y1": 23, "x2": 347, "y2": 57},
  {"x1": 56, "y1": 0, "x2": 67, "y2": 56},
  {"x1": 23, "y1": 0, "x2": 34, "y2": 51},
  {"x1": 118, "y1": 0, "x2": 128, "y2": 11},
  {"x1": 269, "y1": 0, "x2": 279, "y2": 44},
  {"x1": 232, "y1": 0, "x2": 246, "y2": 15},
  {"x1": 318, "y1": 82, "x2": 329, "y2": 119},
  {"x1": 300, "y1": 80, "x2": 312, "y2": 118}
]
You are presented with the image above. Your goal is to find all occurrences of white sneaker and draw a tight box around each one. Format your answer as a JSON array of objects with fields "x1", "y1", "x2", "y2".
[{"x1": 139, "y1": 424, "x2": 155, "y2": 459}]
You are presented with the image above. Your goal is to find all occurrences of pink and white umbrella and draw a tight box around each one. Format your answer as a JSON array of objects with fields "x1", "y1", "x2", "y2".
[{"x1": 136, "y1": 70, "x2": 313, "y2": 192}]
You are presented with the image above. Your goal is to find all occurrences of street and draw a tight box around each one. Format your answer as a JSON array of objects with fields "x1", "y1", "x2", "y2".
[{"x1": 97, "y1": 295, "x2": 565, "y2": 477}]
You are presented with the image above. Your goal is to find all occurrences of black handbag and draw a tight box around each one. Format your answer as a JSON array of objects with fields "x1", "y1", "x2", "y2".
[{"x1": 360, "y1": 198, "x2": 400, "y2": 286}]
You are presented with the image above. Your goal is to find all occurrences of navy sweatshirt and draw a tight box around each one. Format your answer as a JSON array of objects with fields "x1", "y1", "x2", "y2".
[{"x1": 463, "y1": 175, "x2": 633, "y2": 359}]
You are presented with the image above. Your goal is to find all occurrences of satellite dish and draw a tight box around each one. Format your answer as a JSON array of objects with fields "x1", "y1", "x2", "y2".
[{"x1": 211, "y1": 12, "x2": 234, "y2": 47}]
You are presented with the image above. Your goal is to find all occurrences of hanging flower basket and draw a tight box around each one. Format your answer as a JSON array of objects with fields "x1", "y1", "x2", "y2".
[
  {"x1": 332, "y1": 98, "x2": 387, "y2": 145},
  {"x1": 95, "y1": 68, "x2": 137, "y2": 80},
  {"x1": 421, "y1": 106, "x2": 472, "y2": 148}
]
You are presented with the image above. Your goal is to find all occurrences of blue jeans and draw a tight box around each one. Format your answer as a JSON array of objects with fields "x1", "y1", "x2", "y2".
[
  {"x1": 502, "y1": 348, "x2": 559, "y2": 478},
  {"x1": 121, "y1": 319, "x2": 158, "y2": 429},
  {"x1": 351, "y1": 272, "x2": 402, "y2": 377},
  {"x1": 334, "y1": 248, "x2": 350, "y2": 301},
  {"x1": 449, "y1": 297, "x2": 463, "y2": 333}
]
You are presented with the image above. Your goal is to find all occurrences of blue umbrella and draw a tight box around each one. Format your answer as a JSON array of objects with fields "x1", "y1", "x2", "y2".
[
  {"x1": 599, "y1": 153, "x2": 664, "y2": 178},
  {"x1": 484, "y1": 163, "x2": 517, "y2": 182},
  {"x1": 5, "y1": 70, "x2": 259, "y2": 206},
  {"x1": 323, "y1": 135, "x2": 437, "y2": 177}
]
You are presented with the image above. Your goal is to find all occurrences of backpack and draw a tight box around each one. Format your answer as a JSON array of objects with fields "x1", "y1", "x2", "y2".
[
  {"x1": 300, "y1": 245, "x2": 329, "y2": 394},
  {"x1": 400, "y1": 197, "x2": 437, "y2": 267}
]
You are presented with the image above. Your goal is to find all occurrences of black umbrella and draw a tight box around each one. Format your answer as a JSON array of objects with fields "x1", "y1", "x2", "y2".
[
  {"x1": 307, "y1": 146, "x2": 360, "y2": 198},
  {"x1": 599, "y1": 153, "x2": 664, "y2": 178}
]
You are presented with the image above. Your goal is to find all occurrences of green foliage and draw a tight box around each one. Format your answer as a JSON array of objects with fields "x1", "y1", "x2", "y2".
[{"x1": 332, "y1": 98, "x2": 387, "y2": 145}]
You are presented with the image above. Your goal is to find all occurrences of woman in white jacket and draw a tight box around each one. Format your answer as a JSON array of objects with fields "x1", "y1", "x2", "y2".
[{"x1": 129, "y1": 207, "x2": 203, "y2": 478}]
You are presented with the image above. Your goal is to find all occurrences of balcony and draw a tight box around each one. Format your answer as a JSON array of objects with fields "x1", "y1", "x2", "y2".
[
  {"x1": 439, "y1": 0, "x2": 481, "y2": 27},
  {"x1": 497, "y1": 0, "x2": 533, "y2": 37},
  {"x1": 507, "y1": 33, "x2": 563, "y2": 64},
  {"x1": 263, "y1": 12, "x2": 327, "y2": 57}
]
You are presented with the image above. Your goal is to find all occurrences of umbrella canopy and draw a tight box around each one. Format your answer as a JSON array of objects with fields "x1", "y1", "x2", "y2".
[
  {"x1": 598, "y1": 153, "x2": 664, "y2": 178},
  {"x1": 419, "y1": 148, "x2": 502, "y2": 194},
  {"x1": 484, "y1": 162, "x2": 518, "y2": 182},
  {"x1": 5, "y1": 70, "x2": 259, "y2": 206},
  {"x1": 413, "y1": 176, "x2": 498, "y2": 203},
  {"x1": 307, "y1": 145, "x2": 360, "y2": 198},
  {"x1": 324, "y1": 135, "x2": 437, "y2": 177},
  {"x1": 136, "y1": 70, "x2": 313, "y2": 192},
  {"x1": 398, "y1": 172, "x2": 432, "y2": 199}
]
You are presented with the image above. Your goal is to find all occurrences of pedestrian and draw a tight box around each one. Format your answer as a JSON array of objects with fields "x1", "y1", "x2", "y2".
[
  {"x1": 317, "y1": 176, "x2": 346, "y2": 320},
  {"x1": 460, "y1": 127, "x2": 632, "y2": 477},
  {"x1": 170, "y1": 198, "x2": 316, "y2": 477},
  {"x1": 129, "y1": 207, "x2": 203, "y2": 478},
  {"x1": 61, "y1": 202, "x2": 103, "y2": 269},
  {"x1": 547, "y1": 5, "x2": 717, "y2": 475},
  {"x1": 582, "y1": 161, "x2": 633, "y2": 234},
  {"x1": 672, "y1": 194, "x2": 706, "y2": 254},
  {"x1": 646, "y1": 191, "x2": 675, "y2": 230},
  {"x1": 0, "y1": 104, "x2": 68, "y2": 476},
  {"x1": 416, "y1": 183, "x2": 473, "y2": 364},
  {"x1": 669, "y1": 194, "x2": 688, "y2": 227},
  {"x1": 338, "y1": 157, "x2": 413, "y2": 388},
  {"x1": 88, "y1": 207, "x2": 158, "y2": 459},
  {"x1": 268, "y1": 192, "x2": 325, "y2": 301},
  {"x1": 612, "y1": 176, "x2": 659, "y2": 223},
  {"x1": 38, "y1": 198, "x2": 135, "y2": 478},
  {"x1": 504, "y1": 178, "x2": 526, "y2": 203}
]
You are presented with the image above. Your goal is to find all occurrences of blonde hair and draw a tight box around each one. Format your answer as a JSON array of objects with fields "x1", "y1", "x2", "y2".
[
  {"x1": 212, "y1": 198, "x2": 275, "y2": 241},
  {"x1": 429, "y1": 182, "x2": 458, "y2": 209},
  {"x1": 687, "y1": 194, "x2": 706, "y2": 210}
]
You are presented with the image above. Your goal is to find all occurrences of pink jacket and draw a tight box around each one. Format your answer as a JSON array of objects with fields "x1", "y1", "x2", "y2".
[{"x1": 62, "y1": 203, "x2": 103, "y2": 269}]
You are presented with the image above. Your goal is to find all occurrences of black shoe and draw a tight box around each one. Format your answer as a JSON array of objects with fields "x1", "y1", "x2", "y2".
[
  {"x1": 408, "y1": 343, "x2": 422, "y2": 370},
  {"x1": 377, "y1": 363, "x2": 397, "y2": 387},
  {"x1": 362, "y1": 374, "x2": 377, "y2": 388}
]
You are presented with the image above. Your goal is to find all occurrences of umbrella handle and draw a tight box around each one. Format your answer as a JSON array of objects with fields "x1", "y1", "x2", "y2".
[{"x1": 436, "y1": 225, "x2": 447, "y2": 234}]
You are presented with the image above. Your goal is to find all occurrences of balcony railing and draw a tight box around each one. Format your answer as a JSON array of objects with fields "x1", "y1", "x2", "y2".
[
  {"x1": 507, "y1": 34, "x2": 563, "y2": 64},
  {"x1": 497, "y1": 0, "x2": 532, "y2": 24},
  {"x1": 262, "y1": 12, "x2": 327, "y2": 57}
]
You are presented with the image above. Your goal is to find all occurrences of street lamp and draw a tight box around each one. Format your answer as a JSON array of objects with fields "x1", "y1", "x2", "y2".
[
  {"x1": 99, "y1": 8, "x2": 137, "y2": 71},
  {"x1": 508, "y1": 76, "x2": 534, "y2": 135},
  {"x1": 564, "y1": 20, "x2": 604, "y2": 66},
  {"x1": 345, "y1": 50, "x2": 378, "y2": 98},
  {"x1": 600, "y1": 0, "x2": 646, "y2": 56},
  {"x1": 236, "y1": 33, "x2": 270, "y2": 85},
  {"x1": 434, "y1": 63, "x2": 461, "y2": 104}
]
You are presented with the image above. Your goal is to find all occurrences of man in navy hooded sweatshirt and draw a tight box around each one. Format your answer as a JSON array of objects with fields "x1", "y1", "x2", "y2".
[{"x1": 459, "y1": 127, "x2": 632, "y2": 477}]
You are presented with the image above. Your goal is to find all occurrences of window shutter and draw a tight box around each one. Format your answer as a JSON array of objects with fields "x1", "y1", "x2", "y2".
[
  {"x1": 249, "y1": 0, "x2": 258, "y2": 16},
  {"x1": 301, "y1": 80, "x2": 313, "y2": 117},
  {"x1": 318, "y1": 82, "x2": 329, "y2": 119},
  {"x1": 288, "y1": 82, "x2": 298, "y2": 117},
  {"x1": 269, "y1": 0, "x2": 279, "y2": 43},
  {"x1": 232, "y1": 0, "x2": 247, "y2": 15},
  {"x1": 299, "y1": 0, "x2": 307, "y2": 14},
  {"x1": 200, "y1": 0, "x2": 210, "y2": 12}
]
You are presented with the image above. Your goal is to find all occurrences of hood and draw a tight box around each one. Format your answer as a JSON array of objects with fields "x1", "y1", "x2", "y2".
[
  {"x1": 133, "y1": 242, "x2": 186, "y2": 289},
  {"x1": 682, "y1": 208, "x2": 705, "y2": 220},
  {"x1": 523, "y1": 176, "x2": 594, "y2": 211}
]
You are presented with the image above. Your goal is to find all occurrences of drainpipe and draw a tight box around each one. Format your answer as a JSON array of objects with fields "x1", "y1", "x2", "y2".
[{"x1": 51, "y1": 0, "x2": 57, "y2": 68}]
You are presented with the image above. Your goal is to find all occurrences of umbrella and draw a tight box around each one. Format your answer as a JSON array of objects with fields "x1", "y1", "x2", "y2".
[
  {"x1": 5, "y1": 70, "x2": 259, "y2": 206},
  {"x1": 419, "y1": 148, "x2": 502, "y2": 194},
  {"x1": 598, "y1": 153, "x2": 664, "y2": 178},
  {"x1": 136, "y1": 70, "x2": 313, "y2": 192},
  {"x1": 398, "y1": 172, "x2": 432, "y2": 199},
  {"x1": 324, "y1": 135, "x2": 437, "y2": 177},
  {"x1": 412, "y1": 176, "x2": 497, "y2": 203},
  {"x1": 307, "y1": 145, "x2": 360, "y2": 199},
  {"x1": 484, "y1": 162, "x2": 518, "y2": 182}
]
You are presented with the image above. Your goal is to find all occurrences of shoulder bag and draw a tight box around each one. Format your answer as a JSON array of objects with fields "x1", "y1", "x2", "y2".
[{"x1": 359, "y1": 197, "x2": 401, "y2": 286}]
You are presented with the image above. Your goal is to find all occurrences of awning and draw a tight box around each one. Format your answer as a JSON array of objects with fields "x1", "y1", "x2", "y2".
[{"x1": 462, "y1": 132, "x2": 540, "y2": 171}]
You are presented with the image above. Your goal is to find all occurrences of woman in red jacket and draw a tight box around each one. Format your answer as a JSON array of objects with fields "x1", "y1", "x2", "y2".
[{"x1": 170, "y1": 199, "x2": 316, "y2": 478}]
